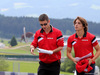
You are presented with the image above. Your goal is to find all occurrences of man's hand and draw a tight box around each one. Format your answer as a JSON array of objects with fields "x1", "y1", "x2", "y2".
[
  {"x1": 30, "y1": 47, "x2": 36, "y2": 55},
  {"x1": 73, "y1": 58, "x2": 78, "y2": 64},
  {"x1": 87, "y1": 58, "x2": 93, "y2": 65}
]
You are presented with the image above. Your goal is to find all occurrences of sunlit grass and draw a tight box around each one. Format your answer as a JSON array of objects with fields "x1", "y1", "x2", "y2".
[
  {"x1": 0, "y1": 46, "x2": 39, "y2": 55},
  {"x1": 6, "y1": 60, "x2": 73, "y2": 75}
]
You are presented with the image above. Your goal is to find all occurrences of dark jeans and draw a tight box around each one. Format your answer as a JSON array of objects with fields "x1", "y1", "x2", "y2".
[
  {"x1": 38, "y1": 60, "x2": 61, "y2": 75},
  {"x1": 76, "y1": 64, "x2": 95, "y2": 75}
]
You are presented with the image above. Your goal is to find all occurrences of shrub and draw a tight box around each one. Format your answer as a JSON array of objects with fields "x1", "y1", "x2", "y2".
[
  {"x1": 96, "y1": 56, "x2": 100, "y2": 68},
  {"x1": 0, "y1": 56, "x2": 9, "y2": 71},
  {"x1": 61, "y1": 58, "x2": 75, "y2": 73}
]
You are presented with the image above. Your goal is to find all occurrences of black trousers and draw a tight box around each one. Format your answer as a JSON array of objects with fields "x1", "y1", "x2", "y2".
[
  {"x1": 76, "y1": 64, "x2": 95, "y2": 75},
  {"x1": 38, "y1": 60, "x2": 61, "y2": 75}
]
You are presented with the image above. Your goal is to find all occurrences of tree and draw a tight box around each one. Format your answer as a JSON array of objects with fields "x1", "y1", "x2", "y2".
[
  {"x1": 10, "y1": 36, "x2": 17, "y2": 46},
  {"x1": 61, "y1": 50, "x2": 75, "y2": 73},
  {"x1": 96, "y1": 57, "x2": 100, "y2": 69},
  {"x1": 61, "y1": 58, "x2": 75, "y2": 73}
]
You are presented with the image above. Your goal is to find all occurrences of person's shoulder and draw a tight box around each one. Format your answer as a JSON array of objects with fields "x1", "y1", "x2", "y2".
[
  {"x1": 67, "y1": 34, "x2": 75, "y2": 42},
  {"x1": 53, "y1": 27, "x2": 57, "y2": 30},
  {"x1": 69, "y1": 33, "x2": 75, "y2": 38},
  {"x1": 52, "y1": 27, "x2": 61, "y2": 33},
  {"x1": 87, "y1": 32, "x2": 95, "y2": 37},
  {"x1": 36, "y1": 29, "x2": 41, "y2": 33},
  {"x1": 67, "y1": 34, "x2": 75, "y2": 41},
  {"x1": 87, "y1": 32, "x2": 96, "y2": 40},
  {"x1": 35, "y1": 29, "x2": 42, "y2": 36}
]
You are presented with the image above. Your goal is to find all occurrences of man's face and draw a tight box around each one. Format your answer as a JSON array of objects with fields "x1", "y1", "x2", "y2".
[
  {"x1": 74, "y1": 19, "x2": 84, "y2": 31},
  {"x1": 39, "y1": 20, "x2": 50, "y2": 31}
]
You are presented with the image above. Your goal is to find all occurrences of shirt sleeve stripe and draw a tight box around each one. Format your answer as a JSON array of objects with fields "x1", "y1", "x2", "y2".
[
  {"x1": 57, "y1": 35, "x2": 63, "y2": 41},
  {"x1": 57, "y1": 35, "x2": 63, "y2": 39},
  {"x1": 71, "y1": 41, "x2": 76, "y2": 45},
  {"x1": 38, "y1": 36, "x2": 41, "y2": 39},
  {"x1": 38, "y1": 36, "x2": 43, "y2": 42},
  {"x1": 92, "y1": 37, "x2": 97, "y2": 44}
]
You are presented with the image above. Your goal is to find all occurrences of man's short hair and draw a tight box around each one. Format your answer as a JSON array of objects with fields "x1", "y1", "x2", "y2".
[{"x1": 39, "y1": 14, "x2": 49, "y2": 21}]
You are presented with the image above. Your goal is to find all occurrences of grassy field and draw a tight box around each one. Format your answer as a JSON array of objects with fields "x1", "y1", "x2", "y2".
[
  {"x1": 0, "y1": 40, "x2": 73, "y2": 75},
  {"x1": 6, "y1": 60, "x2": 73, "y2": 75},
  {"x1": 7, "y1": 60, "x2": 38, "y2": 73},
  {"x1": 0, "y1": 47, "x2": 31, "y2": 55},
  {"x1": 0, "y1": 39, "x2": 97, "y2": 75},
  {"x1": 0, "y1": 44, "x2": 39, "y2": 55}
]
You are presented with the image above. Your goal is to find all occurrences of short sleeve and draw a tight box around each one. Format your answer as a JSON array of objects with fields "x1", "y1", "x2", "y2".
[
  {"x1": 91, "y1": 36, "x2": 98, "y2": 47},
  {"x1": 67, "y1": 36, "x2": 72, "y2": 48},
  {"x1": 56, "y1": 30, "x2": 64, "y2": 47}
]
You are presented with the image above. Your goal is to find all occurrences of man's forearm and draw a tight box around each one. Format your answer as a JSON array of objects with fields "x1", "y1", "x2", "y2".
[
  {"x1": 92, "y1": 50, "x2": 100, "y2": 61},
  {"x1": 53, "y1": 47, "x2": 63, "y2": 53}
]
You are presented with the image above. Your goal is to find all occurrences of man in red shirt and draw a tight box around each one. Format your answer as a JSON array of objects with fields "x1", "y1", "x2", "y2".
[
  {"x1": 67, "y1": 16, "x2": 100, "y2": 75},
  {"x1": 30, "y1": 14, "x2": 64, "y2": 75}
]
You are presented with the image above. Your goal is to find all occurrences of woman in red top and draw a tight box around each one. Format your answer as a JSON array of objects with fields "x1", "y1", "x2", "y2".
[{"x1": 67, "y1": 16, "x2": 100, "y2": 75}]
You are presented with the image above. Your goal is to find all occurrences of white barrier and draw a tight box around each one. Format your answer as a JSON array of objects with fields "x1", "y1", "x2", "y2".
[{"x1": 0, "y1": 72, "x2": 37, "y2": 75}]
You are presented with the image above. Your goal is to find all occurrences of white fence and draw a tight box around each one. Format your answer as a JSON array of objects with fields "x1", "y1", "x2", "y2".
[{"x1": 0, "y1": 72, "x2": 36, "y2": 75}]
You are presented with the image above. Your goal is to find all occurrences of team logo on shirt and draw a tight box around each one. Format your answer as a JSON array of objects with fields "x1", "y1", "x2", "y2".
[
  {"x1": 82, "y1": 39, "x2": 88, "y2": 41},
  {"x1": 41, "y1": 35, "x2": 44, "y2": 36},
  {"x1": 47, "y1": 37, "x2": 53, "y2": 39}
]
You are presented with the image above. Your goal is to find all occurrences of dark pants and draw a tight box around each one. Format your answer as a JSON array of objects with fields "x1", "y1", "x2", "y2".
[
  {"x1": 38, "y1": 60, "x2": 61, "y2": 75},
  {"x1": 76, "y1": 64, "x2": 95, "y2": 75}
]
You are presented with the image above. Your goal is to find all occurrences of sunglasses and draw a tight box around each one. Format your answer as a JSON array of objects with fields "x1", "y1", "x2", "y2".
[{"x1": 40, "y1": 23, "x2": 47, "y2": 26}]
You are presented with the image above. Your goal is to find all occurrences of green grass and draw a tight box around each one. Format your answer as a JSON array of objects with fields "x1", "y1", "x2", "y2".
[
  {"x1": 0, "y1": 39, "x2": 96, "y2": 75},
  {"x1": 6, "y1": 60, "x2": 73, "y2": 75},
  {"x1": 0, "y1": 49, "x2": 30, "y2": 55},
  {"x1": 0, "y1": 45, "x2": 39, "y2": 55},
  {"x1": 0, "y1": 39, "x2": 96, "y2": 56},
  {"x1": 7, "y1": 60, "x2": 38, "y2": 73},
  {"x1": 0, "y1": 39, "x2": 10, "y2": 46}
]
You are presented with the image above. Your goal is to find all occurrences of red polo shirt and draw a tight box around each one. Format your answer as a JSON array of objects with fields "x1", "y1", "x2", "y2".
[
  {"x1": 67, "y1": 32, "x2": 98, "y2": 58},
  {"x1": 31, "y1": 26, "x2": 64, "y2": 63}
]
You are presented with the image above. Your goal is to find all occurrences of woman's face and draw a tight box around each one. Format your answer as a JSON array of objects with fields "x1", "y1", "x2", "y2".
[{"x1": 74, "y1": 19, "x2": 84, "y2": 31}]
